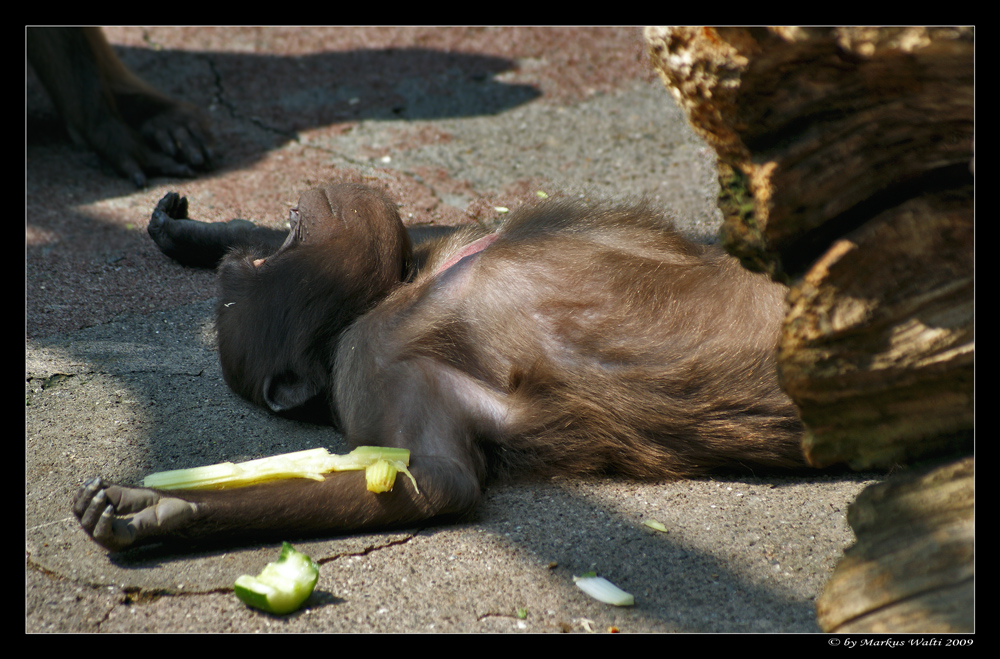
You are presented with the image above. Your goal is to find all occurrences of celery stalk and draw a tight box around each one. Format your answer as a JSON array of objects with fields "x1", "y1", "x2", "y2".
[{"x1": 142, "y1": 446, "x2": 418, "y2": 493}]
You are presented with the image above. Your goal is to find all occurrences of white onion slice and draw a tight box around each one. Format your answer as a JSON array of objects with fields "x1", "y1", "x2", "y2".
[{"x1": 573, "y1": 575, "x2": 635, "y2": 606}]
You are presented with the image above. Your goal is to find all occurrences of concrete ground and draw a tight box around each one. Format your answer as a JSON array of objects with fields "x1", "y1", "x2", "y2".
[{"x1": 26, "y1": 27, "x2": 879, "y2": 633}]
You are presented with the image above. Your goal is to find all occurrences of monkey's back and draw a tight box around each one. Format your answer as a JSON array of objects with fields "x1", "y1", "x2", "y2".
[{"x1": 349, "y1": 200, "x2": 805, "y2": 480}]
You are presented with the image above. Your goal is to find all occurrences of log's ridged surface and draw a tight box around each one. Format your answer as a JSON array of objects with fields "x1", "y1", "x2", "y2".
[
  {"x1": 781, "y1": 190, "x2": 974, "y2": 470},
  {"x1": 647, "y1": 26, "x2": 974, "y2": 633},
  {"x1": 645, "y1": 25, "x2": 974, "y2": 469},
  {"x1": 815, "y1": 457, "x2": 974, "y2": 632},
  {"x1": 645, "y1": 26, "x2": 974, "y2": 280}
]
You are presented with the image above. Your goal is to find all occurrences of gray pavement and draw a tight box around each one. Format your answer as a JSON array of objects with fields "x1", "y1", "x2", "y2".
[{"x1": 26, "y1": 27, "x2": 879, "y2": 633}]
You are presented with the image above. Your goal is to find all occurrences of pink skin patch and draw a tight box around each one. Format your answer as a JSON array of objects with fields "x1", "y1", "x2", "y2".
[
  {"x1": 433, "y1": 233, "x2": 499, "y2": 275},
  {"x1": 253, "y1": 228, "x2": 499, "y2": 273}
]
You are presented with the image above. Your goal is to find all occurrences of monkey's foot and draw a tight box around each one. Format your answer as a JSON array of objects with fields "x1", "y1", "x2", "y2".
[
  {"x1": 136, "y1": 102, "x2": 214, "y2": 172},
  {"x1": 103, "y1": 96, "x2": 213, "y2": 188},
  {"x1": 79, "y1": 101, "x2": 212, "y2": 188},
  {"x1": 72, "y1": 477, "x2": 198, "y2": 551}
]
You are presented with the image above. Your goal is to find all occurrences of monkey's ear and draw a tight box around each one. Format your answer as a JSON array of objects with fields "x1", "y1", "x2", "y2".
[{"x1": 262, "y1": 371, "x2": 322, "y2": 414}]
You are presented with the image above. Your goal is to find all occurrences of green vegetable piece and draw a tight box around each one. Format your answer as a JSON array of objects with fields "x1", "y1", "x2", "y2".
[
  {"x1": 143, "y1": 446, "x2": 417, "y2": 492},
  {"x1": 365, "y1": 458, "x2": 398, "y2": 493},
  {"x1": 234, "y1": 542, "x2": 320, "y2": 615}
]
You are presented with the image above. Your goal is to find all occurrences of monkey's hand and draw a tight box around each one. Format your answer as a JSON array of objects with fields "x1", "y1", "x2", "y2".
[
  {"x1": 148, "y1": 192, "x2": 288, "y2": 268},
  {"x1": 73, "y1": 477, "x2": 198, "y2": 551},
  {"x1": 155, "y1": 190, "x2": 191, "y2": 220},
  {"x1": 147, "y1": 191, "x2": 232, "y2": 268},
  {"x1": 146, "y1": 191, "x2": 191, "y2": 261}
]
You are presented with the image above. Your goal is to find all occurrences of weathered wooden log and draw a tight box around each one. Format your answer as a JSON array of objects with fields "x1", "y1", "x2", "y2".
[
  {"x1": 646, "y1": 26, "x2": 974, "y2": 633},
  {"x1": 816, "y1": 456, "x2": 974, "y2": 632},
  {"x1": 645, "y1": 25, "x2": 974, "y2": 469},
  {"x1": 781, "y1": 188, "x2": 973, "y2": 469},
  {"x1": 645, "y1": 26, "x2": 974, "y2": 280}
]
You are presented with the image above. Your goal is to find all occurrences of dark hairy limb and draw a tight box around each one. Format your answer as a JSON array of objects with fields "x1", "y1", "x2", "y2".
[
  {"x1": 73, "y1": 455, "x2": 480, "y2": 550},
  {"x1": 147, "y1": 192, "x2": 288, "y2": 267},
  {"x1": 27, "y1": 27, "x2": 213, "y2": 187}
]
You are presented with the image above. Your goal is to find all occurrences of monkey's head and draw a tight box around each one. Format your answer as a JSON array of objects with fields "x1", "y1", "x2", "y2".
[{"x1": 215, "y1": 183, "x2": 412, "y2": 424}]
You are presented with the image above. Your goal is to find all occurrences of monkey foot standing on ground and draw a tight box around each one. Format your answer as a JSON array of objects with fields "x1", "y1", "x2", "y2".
[{"x1": 27, "y1": 27, "x2": 214, "y2": 187}]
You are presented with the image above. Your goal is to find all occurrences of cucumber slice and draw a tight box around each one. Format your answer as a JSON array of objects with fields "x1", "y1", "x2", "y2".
[{"x1": 234, "y1": 542, "x2": 319, "y2": 615}]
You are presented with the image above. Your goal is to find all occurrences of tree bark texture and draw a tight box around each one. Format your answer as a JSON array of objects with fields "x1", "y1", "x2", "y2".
[
  {"x1": 816, "y1": 456, "x2": 974, "y2": 632},
  {"x1": 646, "y1": 26, "x2": 974, "y2": 633},
  {"x1": 645, "y1": 26, "x2": 974, "y2": 469}
]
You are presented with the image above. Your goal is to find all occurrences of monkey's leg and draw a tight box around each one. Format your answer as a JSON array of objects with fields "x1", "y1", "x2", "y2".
[
  {"x1": 147, "y1": 192, "x2": 288, "y2": 268},
  {"x1": 27, "y1": 27, "x2": 213, "y2": 188}
]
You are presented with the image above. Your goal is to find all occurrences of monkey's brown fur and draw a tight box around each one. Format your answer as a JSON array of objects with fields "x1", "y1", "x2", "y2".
[{"x1": 75, "y1": 183, "x2": 804, "y2": 551}]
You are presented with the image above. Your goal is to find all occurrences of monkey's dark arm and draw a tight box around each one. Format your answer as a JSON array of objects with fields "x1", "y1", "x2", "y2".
[
  {"x1": 73, "y1": 357, "x2": 496, "y2": 551},
  {"x1": 73, "y1": 455, "x2": 481, "y2": 551},
  {"x1": 148, "y1": 193, "x2": 462, "y2": 269},
  {"x1": 148, "y1": 192, "x2": 289, "y2": 268}
]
